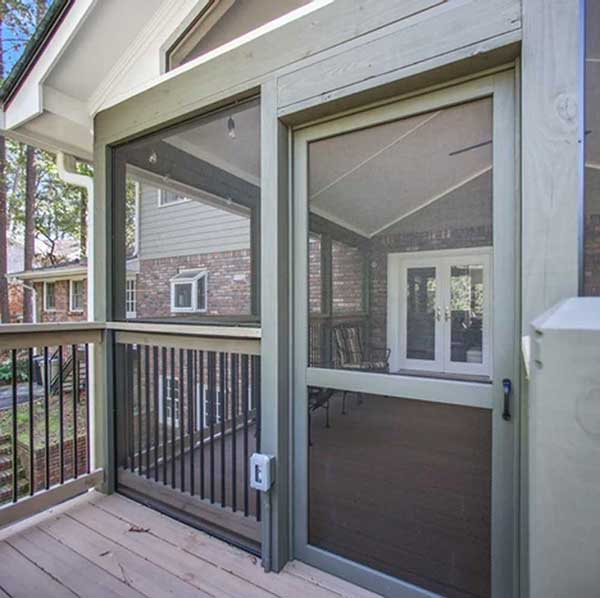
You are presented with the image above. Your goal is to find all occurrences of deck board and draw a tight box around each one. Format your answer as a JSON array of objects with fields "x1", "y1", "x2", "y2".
[
  {"x1": 0, "y1": 541, "x2": 76, "y2": 598},
  {"x1": 0, "y1": 491, "x2": 381, "y2": 598}
]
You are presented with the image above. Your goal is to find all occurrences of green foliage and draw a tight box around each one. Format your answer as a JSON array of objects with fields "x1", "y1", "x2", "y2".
[
  {"x1": 0, "y1": 356, "x2": 28, "y2": 384},
  {"x1": 7, "y1": 141, "x2": 92, "y2": 264}
]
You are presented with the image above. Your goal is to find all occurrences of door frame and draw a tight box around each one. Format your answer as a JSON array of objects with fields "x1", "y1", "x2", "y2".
[
  {"x1": 388, "y1": 246, "x2": 493, "y2": 377},
  {"x1": 292, "y1": 71, "x2": 519, "y2": 598}
]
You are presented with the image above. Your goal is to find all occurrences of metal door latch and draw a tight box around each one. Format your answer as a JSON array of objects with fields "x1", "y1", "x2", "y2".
[{"x1": 502, "y1": 378, "x2": 512, "y2": 421}]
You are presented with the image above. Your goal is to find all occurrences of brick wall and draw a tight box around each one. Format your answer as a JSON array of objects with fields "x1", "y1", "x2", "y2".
[
  {"x1": 18, "y1": 436, "x2": 88, "y2": 493},
  {"x1": 332, "y1": 240, "x2": 364, "y2": 314},
  {"x1": 136, "y1": 249, "x2": 252, "y2": 318},
  {"x1": 34, "y1": 280, "x2": 87, "y2": 323},
  {"x1": 8, "y1": 282, "x2": 23, "y2": 323}
]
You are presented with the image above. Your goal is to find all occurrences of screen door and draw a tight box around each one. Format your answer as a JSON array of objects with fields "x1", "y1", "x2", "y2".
[{"x1": 293, "y1": 72, "x2": 518, "y2": 598}]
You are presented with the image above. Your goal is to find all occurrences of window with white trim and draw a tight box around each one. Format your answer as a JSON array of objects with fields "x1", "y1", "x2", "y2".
[
  {"x1": 159, "y1": 376, "x2": 181, "y2": 427},
  {"x1": 126, "y1": 278, "x2": 137, "y2": 318},
  {"x1": 170, "y1": 270, "x2": 207, "y2": 313},
  {"x1": 44, "y1": 281, "x2": 56, "y2": 311},
  {"x1": 69, "y1": 279, "x2": 84, "y2": 312},
  {"x1": 158, "y1": 189, "x2": 191, "y2": 207}
]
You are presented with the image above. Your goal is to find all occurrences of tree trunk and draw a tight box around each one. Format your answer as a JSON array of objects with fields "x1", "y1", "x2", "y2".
[
  {"x1": 0, "y1": 7, "x2": 8, "y2": 324},
  {"x1": 80, "y1": 189, "x2": 87, "y2": 258},
  {"x1": 23, "y1": 145, "x2": 36, "y2": 322},
  {"x1": 21, "y1": 0, "x2": 47, "y2": 322},
  {"x1": 0, "y1": 134, "x2": 8, "y2": 324}
]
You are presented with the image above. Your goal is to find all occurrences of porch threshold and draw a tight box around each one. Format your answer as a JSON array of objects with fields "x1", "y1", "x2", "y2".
[{"x1": 0, "y1": 490, "x2": 381, "y2": 597}]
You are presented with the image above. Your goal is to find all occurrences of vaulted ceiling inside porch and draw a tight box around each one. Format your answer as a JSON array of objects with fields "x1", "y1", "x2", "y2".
[{"x1": 308, "y1": 98, "x2": 493, "y2": 239}]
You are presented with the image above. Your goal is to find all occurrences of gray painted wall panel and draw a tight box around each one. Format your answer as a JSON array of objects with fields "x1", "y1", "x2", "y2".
[{"x1": 139, "y1": 183, "x2": 250, "y2": 260}]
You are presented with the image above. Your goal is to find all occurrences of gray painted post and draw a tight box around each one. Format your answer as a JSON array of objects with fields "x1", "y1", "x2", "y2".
[
  {"x1": 259, "y1": 79, "x2": 291, "y2": 571},
  {"x1": 521, "y1": 0, "x2": 585, "y2": 330},
  {"x1": 521, "y1": 2, "x2": 585, "y2": 597}
]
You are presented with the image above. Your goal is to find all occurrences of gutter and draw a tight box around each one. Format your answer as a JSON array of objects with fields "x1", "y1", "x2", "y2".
[{"x1": 56, "y1": 152, "x2": 94, "y2": 320}]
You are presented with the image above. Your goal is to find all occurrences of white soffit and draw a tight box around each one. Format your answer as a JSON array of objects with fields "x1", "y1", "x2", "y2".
[{"x1": 0, "y1": 0, "x2": 332, "y2": 158}]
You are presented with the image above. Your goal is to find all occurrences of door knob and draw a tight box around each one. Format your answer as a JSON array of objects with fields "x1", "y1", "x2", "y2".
[{"x1": 444, "y1": 306, "x2": 450, "y2": 322}]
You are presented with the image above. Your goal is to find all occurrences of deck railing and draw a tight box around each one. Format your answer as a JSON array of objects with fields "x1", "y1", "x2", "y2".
[
  {"x1": 0, "y1": 323, "x2": 104, "y2": 526},
  {"x1": 110, "y1": 322, "x2": 262, "y2": 551}
]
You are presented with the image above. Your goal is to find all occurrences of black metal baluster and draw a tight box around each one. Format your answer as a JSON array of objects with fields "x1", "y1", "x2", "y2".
[
  {"x1": 179, "y1": 349, "x2": 185, "y2": 492},
  {"x1": 231, "y1": 353, "x2": 238, "y2": 513},
  {"x1": 170, "y1": 348, "x2": 176, "y2": 489},
  {"x1": 43, "y1": 347, "x2": 50, "y2": 489},
  {"x1": 136, "y1": 347, "x2": 142, "y2": 476},
  {"x1": 72, "y1": 344, "x2": 79, "y2": 479},
  {"x1": 208, "y1": 351, "x2": 215, "y2": 504},
  {"x1": 58, "y1": 346, "x2": 64, "y2": 484},
  {"x1": 145, "y1": 346, "x2": 151, "y2": 478},
  {"x1": 162, "y1": 347, "x2": 167, "y2": 484},
  {"x1": 199, "y1": 351, "x2": 205, "y2": 499},
  {"x1": 242, "y1": 354, "x2": 249, "y2": 517},
  {"x1": 188, "y1": 349, "x2": 194, "y2": 496},
  {"x1": 254, "y1": 355, "x2": 261, "y2": 522},
  {"x1": 11, "y1": 350, "x2": 17, "y2": 502},
  {"x1": 126, "y1": 345, "x2": 134, "y2": 473},
  {"x1": 153, "y1": 346, "x2": 159, "y2": 482},
  {"x1": 28, "y1": 348, "x2": 34, "y2": 495},
  {"x1": 84, "y1": 344, "x2": 90, "y2": 474},
  {"x1": 220, "y1": 352, "x2": 226, "y2": 508}
]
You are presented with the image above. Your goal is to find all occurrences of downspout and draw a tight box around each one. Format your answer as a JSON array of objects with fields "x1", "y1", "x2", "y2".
[
  {"x1": 21, "y1": 280, "x2": 38, "y2": 324},
  {"x1": 56, "y1": 152, "x2": 93, "y2": 319},
  {"x1": 56, "y1": 151, "x2": 97, "y2": 471}
]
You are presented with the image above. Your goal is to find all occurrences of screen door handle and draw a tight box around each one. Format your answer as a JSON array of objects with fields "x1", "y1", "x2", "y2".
[{"x1": 502, "y1": 378, "x2": 512, "y2": 421}]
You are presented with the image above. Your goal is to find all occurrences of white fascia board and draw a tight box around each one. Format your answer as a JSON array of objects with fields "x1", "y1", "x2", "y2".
[
  {"x1": 15, "y1": 266, "x2": 87, "y2": 282},
  {"x1": 3, "y1": 0, "x2": 97, "y2": 131}
]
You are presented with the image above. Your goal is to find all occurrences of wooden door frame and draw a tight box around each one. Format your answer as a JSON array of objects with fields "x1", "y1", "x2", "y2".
[{"x1": 292, "y1": 71, "x2": 519, "y2": 597}]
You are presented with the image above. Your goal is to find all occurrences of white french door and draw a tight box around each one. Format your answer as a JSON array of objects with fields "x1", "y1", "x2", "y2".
[{"x1": 390, "y1": 248, "x2": 492, "y2": 377}]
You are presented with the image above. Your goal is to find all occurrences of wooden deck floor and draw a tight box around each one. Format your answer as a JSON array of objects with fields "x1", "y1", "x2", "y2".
[{"x1": 0, "y1": 491, "x2": 380, "y2": 598}]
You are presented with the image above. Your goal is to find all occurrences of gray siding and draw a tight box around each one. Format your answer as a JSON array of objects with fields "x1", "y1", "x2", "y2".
[{"x1": 139, "y1": 183, "x2": 251, "y2": 260}]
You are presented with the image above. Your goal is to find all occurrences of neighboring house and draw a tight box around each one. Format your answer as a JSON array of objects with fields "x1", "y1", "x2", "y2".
[
  {"x1": 12, "y1": 262, "x2": 88, "y2": 323},
  {"x1": 0, "y1": 2, "x2": 597, "y2": 598}
]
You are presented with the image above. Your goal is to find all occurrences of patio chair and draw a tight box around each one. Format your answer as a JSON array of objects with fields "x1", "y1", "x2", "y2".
[{"x1": 332, "y1": 322, "x2": 391, "y2": 413}]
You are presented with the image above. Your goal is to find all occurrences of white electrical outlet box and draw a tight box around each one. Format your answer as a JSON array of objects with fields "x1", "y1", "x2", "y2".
[{"x1": 250, "y1": 453, "x2": 275, "y2": 492}]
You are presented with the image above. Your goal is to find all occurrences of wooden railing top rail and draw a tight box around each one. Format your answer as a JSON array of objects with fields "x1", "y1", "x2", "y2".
[
  {"x1": 0, "y1": 321, "x2": 261, "y2": 352},
  {"x1": 0, "y1": 322, "x2": 105, "y2": 351},
  {"x1": 0, "y1": 322, "x2": 106, "y2": 335},
  {"x1": 106, "y1": 321, "x2": 261, "y2": 340}
]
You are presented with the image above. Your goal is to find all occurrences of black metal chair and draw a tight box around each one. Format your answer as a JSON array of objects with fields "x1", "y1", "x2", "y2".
[{"x1": 332, "y1": 322, "x2": 390, "y2": 413}]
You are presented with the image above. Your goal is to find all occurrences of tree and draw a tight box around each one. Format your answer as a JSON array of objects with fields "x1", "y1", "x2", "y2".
[
  {"x1": 22, "y1": 0, "x2": 46, "y2": 322},
  {"x1": 8, "y1": 148, "x2": 90, "y2": 266},
  {"x1": 0, "y1": 0, "x2": 41, "y2": 322}
]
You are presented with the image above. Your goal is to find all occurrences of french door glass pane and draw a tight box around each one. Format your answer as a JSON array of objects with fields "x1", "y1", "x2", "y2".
[
  {"x1": 406, "y1": 267, "x2": 436, "y2": 360},
  {"x1": 450, "y1": 265, "x2": 484, "y2": 363}
]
